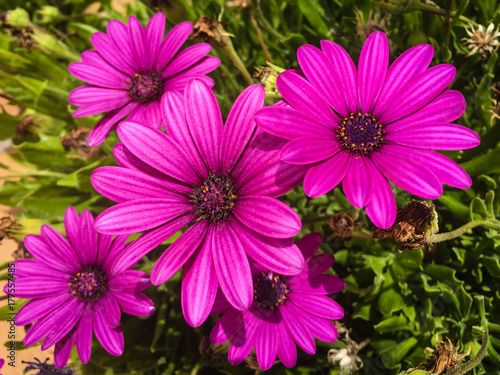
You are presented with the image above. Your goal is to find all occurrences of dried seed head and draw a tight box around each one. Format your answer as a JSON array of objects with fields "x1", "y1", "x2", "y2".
[
  {"x1": 190, "y1": 16, "x2": 230, "y2": 49},
  {"x1": 372, "y1": 200, "x2": 438, "y2": 253},
  {"x1": 328, "y1": 211, "x2": 362, "y2": 239},
  {"x1": 60, "y1": 127, "x2": 101, "y2": 158},
  {"x1": 355, "y1": 8, "x2": 388, "y2": 40},
  {"x1": 416, "y1": 334, "x2": 471, "y2": 374},
  {"x1": 463, "y1": 23, "x2": 500, "y2": 59}
]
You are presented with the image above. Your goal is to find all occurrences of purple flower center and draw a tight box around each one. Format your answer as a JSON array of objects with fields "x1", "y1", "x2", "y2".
[
  {"x1": 254, "y1": 272, "x2": 289, "y2": 310},
  {"x1": 192, "y1": 173, "x2": 237, "y2": 222},
  {"x1": 69, "y1": 267, "x2": 107, "y2": 301},
  {"x1": 337, "y1": 112, "x2": 385, "y2": 155},
  {"x1": 128, "y1": 73, "x2": 163, "y2": 103}
]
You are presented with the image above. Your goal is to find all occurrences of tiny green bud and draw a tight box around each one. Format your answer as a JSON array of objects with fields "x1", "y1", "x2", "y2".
[
  {"x1": 31, "y1": 31, "x2": 80, "y2": 61},
  {"x1": 37, "y1": 5, "x2": 62, "y2": 24},
  {"x1": 6, "y1": 7, "x2": 31, "y2": 28}
]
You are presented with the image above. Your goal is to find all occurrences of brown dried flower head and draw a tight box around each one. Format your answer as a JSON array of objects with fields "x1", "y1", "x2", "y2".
[
  {"x1": 484, "y1": 82, "x2": 500, "y2": 125},
  {"x1": 328, "y1": 211, "x2": 363, "y2": 239},
  {"x1": 328, "y1": 322, "x2": 370, "y2": 375},
  {"x1": 416, "y1": 334, "x2": 471, "y2": 374},
  {"x1": 0, "y1": 214, "x2": 20, "y2": 241},
  {"x1": 373, "y1": 200, "x2": 438, "y2": 253},
  {"x1": 60, "y1": 127, "x2": 100, "y2": 158},
  {"x1": 463, "y1": 23, "x2": 500, "y2": 59},
  {"x1": 355, "y1": 8, "x2": 388, "y2": 40},
  {"x1": 190, "y1": 16, "x2": 229, "y2": 49}
]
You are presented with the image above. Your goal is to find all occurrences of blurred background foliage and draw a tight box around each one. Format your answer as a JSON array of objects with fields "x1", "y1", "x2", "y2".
[{"x1": 0, "y1": 0, "x2": 499, "y2": 374}]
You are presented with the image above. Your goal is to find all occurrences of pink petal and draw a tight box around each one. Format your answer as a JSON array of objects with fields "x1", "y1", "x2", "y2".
[
  {"x1": 276, "y1": 70, "x2": 338, "y2": 127},
  {"x1": 386, "y1": 123, "x2": 480, "y2": 150},
  {"x1": 276, "y1": 311, "x2": 297, "y2": 368},
  {"x1": 295, "y1": 232, "x2": 322, "y2": 262},
  {"x1": 370, "y1": 144, "x2": 443, "y2": 199},
  {"x1": 16, "y1": 293, "x2": 71, "y2": 326},
  {"x1": 304, "y1": 151, "x2": 352, "y2": 198},
  {"x1": 379, "y1": 64, "x2": 456, "y2": 124},
  {"x1": 220, "y1": 84, "x2": 265, "y2": 173},
  {"x1": 320, "y1": 40, "x2": 358, "y2": 114},
  {"x1": 89, "y1": 32, "x2": 136, "y2": 76},
  {"x1": 212, "y1": 223, "x2": 253, "y2": 310},
  {"x1": 54, "y1": 331, "x2": 76, "y2": 368},
  {"x1": 288, "y1": 253, "x2": 334, "y2": 283},
  {"x1": 291, "y1": 274, "x2": 345, "y2": 295},
  {"x1": 210, "y1": 289, "x2": 232, "y2": 315},
  {"x1": 24, "y1": 234, "x2": 76, "y2": 274},
  {"x1": 292, "y1": 304, "x2": 339, "y2": 342},
  {"x1": 76, "y1": 308, "x2": 93, "y2": 364},
  {"x1": 358, "y1": 31, "x2": 389, "y2": 113},
  {"x1": 281, "y1": 136, "x2": 340, "y2": 165},
  {"x1": 233, "y1": 218, "x2": 305, "y2": 275},
  {"x1": 108, "y1": 270, "x2": 151, "y2": 292},
  {"x1": 228, "y1": 310, "x2": 261, "y2": 365},
  {"x1": 145, "y1": 12, "x2": 165, "y2": 64},
  {"x1": 64, "y1": 206, "x2": 84, "y2": 264},
  {"x1": 69, "y1": 60, "x2": 130, "y2": 89},
  {"x1": 93, "y1": 310, "x2": 124, "y2": 356},
  {"x1": 210, "y1": 308, "x2": 245, "y2": 344},
  {"x1": 95, "y1": 198, "x2": 192, "y2": 234},
  {"x1": 155, "y1": 21, "x2": 193, "y2": 72},
  {"x1": 113, "y1": 292, "x2": 156, "y2": 316},
  {"x1": 364, "y1": 166, "x2": 397, "y2": 228},
  {"x1": 374, "y1": 44, "x2": 434, "y2": 116},
  {"x1": 254, "y1": 106, "x2": 334, "y2": 140},
  {"x1": 184, "y1": 79, "x2": 223, "y2": 172},
  {"x1": 40, "y1": 225, "x2": 80, "y2": 272},
  {"x1": 256, "y1": 313, "x2": 279, "y2": 370},
  {"x1": 288, "y1": 293, "x2": 343, "y2": 320},
  {"x1": 70, "y1": 86, "x2": 130, "y2": 117},
  {"x1": 96, "y1": 294, "x2": 121, "y2": 328},
  {"x1": 162, "y1": 44, "x2": 212, "y2": 78},
  {"x1": 127, "y1": 16, "x2": 148, "y2": 73},
  {"x1": 116, "y1": 121, "x2": 201, "y2": 185},
  {"x1": 280, "y1": 303, "x2": 315, "y2": 354},
  {"x1": 182, "y1": 226, "x2": 218, "y2": 327},
  {"x1": 79, "y1": 209, "x2": 98, "y2": 265},
  {"x1": 106, "y1": 20, "x2": 136, "y2": 70},
  {"x1": 342, "y1": 155, "x2": 376, "y2": 208},
  {"x1": 233, "y1": 196, "x2": 301, "y2": 238},
  {"x1": 87, "y1": 101, "x2": 139, "y2": 147},
  {"x1": 151, "y1": 221, "x2": 208, "y2": 285}
]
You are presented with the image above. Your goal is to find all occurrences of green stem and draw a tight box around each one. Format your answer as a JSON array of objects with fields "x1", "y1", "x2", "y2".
[
  {"x1": 444, "y1": 330, "x2": 488, "y2": 375},
  {"x1": 415, "y1": 2, "x2": 479, "y2": 27},
  {"x1": 427, "y1": 219, "x2": 491, "y2": 243},
  {"x1": 344, "y1": 282, "x2": 378, "y2": 295},
  {"x1": 0, "y1": 170, "x2": 68, "y2": 179},
  {"x1": 302, "y1": 215, "x2": 330, "y2": 224},
  {"x1": 252, "y1": 0, "x2": 287, "y2": 41},
  {"x1": 220, "y1": 41, "x2": 253, "y2": 85}
]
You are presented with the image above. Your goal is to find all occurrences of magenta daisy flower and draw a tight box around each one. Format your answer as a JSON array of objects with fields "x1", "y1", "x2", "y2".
[
  {"x1": 209, "y1": 233, "x2": 344, "y2": 370},
  {"x1": 254, "y1": 31, "x2": 480, "y2": 228},
  {"x1": 4, "y1": 207, "x2": 155, "y2": 368},
  {"x1": 91, "y1": 80, "x2": 307, "y2": 327},
  {"x1": 68, "y1": 12, "x2": 220, "y2": 146}
]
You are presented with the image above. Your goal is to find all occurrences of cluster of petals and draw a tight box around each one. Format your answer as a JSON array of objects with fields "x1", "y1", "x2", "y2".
[
  {"x1": 210, "y1": 233, "x2": 345, "y2": 370},
  {"x1": 255, "y1": 31, "x2": 480, "y2": 228},
  {"x1": 68, "y1": 12, "x2": 219, "y2": 146},
  {"x1": 91, "y1": 79, "x2": 307, "y2": 327},
  {"x1": 4, "y1": 207, "x2": 155, "y2": 368}
]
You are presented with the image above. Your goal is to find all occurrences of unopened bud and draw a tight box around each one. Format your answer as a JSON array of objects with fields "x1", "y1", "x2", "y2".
[
  {"x1": 5, "y1": 8, "x2": 31, "y2": 28},
  {"x1": 32, "y1": 30, "x2": 80, "y2": 61},
  {"x1": 37, "y1": 6, "x2": 62, "y2": 25}
]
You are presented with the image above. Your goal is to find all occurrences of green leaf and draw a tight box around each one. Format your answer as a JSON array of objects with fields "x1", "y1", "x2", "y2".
[
  {"x1": 381, "y1": 337, "x2": 418, "y2": 369},
  {"x1": 483, "y1": 256, "x2": 500, "y2": 278},
  {"x1": 379, "y1": 288, "x2": 406, "y2": 315},
  {"x1": 374, "y1": 314, "x2": 412, "y2": 333}
]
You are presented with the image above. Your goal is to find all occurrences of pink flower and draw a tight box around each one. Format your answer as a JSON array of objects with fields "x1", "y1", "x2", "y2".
[
  {"x1": 4, "y1": 207, "x2": 155, "y2": 368},
  {"x1": 91, "y1": 80, "x2": 307, "y2": 327},
  {"x1": 209, "y1": 233, "x2": 344, "y2": 370},
  {"x1": 69, "y1": 13, "x2": 219, "y2": 146},
  {"x1": 255, "y1": 31, "x2": 480, "y2": 228}
]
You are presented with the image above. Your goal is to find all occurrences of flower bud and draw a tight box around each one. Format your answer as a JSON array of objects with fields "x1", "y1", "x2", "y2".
[
  {"x1": 37, "y1": 6, "x2": 62, "y2": 24},
  {"x1": 5, "y1": 7, "x2": 31, "y2": 28}
]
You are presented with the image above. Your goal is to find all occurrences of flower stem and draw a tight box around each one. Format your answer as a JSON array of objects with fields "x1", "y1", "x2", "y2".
[
  {"x1": 249, "y1": 10, "x2": 273, "y2": 63},
  {"x1": 426, "y1": 219, "x2": 493, "y2": 243},
  {"x1": 344, "y1": 282, "x2": 378, "y2": 295},
  {"x1": 251, "y1": 0, "x2": 287, "y2": 41},
  {"x1": 220, "y1": 40, "x2": 253, "y2": 85},
  {"x1": 443, "y1": 330, "x2": 488, "y2": 375},
  {"x1": 302, "y1": 215, "x2": 330, "y2": 224},
  {"x1": 415, "y1": 2, "x2": 479, "y2": 27}
]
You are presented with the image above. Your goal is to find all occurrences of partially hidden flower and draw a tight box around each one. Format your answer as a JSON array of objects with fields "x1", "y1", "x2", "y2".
[
  {"x1": 254, "y1": 31, "x2": 480, "y2": 229},
  {"x1": 91, "y1": 80, "x2": 307, "y2": 327},
  {"x1": 68, "y1": 13, "x2": 220, "y2": 146},
  {"x1": 4, "y1": 207, "x2": 155, "y2": 368},
  {"x1": 209, "y1": 233, "x2": 345, "y2": 370}
]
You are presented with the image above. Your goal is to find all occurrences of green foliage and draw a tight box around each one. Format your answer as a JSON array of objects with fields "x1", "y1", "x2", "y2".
[{"x1": 0, "y1": 0, "x2": 500, "y2": 374}]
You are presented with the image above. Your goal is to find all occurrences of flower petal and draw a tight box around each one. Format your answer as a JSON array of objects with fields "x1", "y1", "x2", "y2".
[
  {"x1": 70, "y1": 86, "x2": 130, "y2": 117},
  {"x1": 95, "y1": 198, "x2": 192, "y2": 234},
  {"x1": 379, "y1": 64, "x2": 456, "y2": 124},
  {"x1": 99, "y1": 293, "x2": 121, "y2": 328},
  {"x1": 364, "y1": 167, "x2": 397, "y2": 229},
  {"x1": 76, "y1": 308, "x2": 93, "y2": 364},
  {"x1": 343, "y1": 155, "x2": 376, "y2": 208},
  {"x1": 54, "y1": 331, "x2": 76, "y2": 368},
  {"x1": 113, "y1": 292, "x2": 156, "y2": 316},
  {"x1": 162, "y1": 44, "x2": 212, "y2": 78},
  {"x1": 320, "y1": 40, "x2": 358, "y2": 114},
  {"x1": 155, "y1": 21, "x2": 193, "y2": 72},
  {"x1": 277, "y1": 70, "x2": 338, "y2": 127},
  {"x1": 233, "y1": 218, "x2": 305, "y2": 275},
  {"x1": 280, "y1": 303, "x2": 315, "y2": 354},
  {"x1": 256, "y1": 313, "x2": 279, "y2": 370},
  {"x1": 151, "y1": 221, "x2": 208, "y2": 285},
  {"x1": 228, "y1": 310, "x2": 261, "y2": 365},
  {"x1": 277, "y1": 311, "x2": 297, "y2": 368},
  {"x1": 117, "y1": 121, "x2": 201, "y2": 185},
  {"x1": 292, "y1": 274, "x2": 345, "y2": 295},
  {"x1": 254, "y1": 106, "x2": 334, "y2": 140},
  {"x1": 128, "y1": 16, "x2": 148, "y2": 73},
  {"x1": 287, "y1": 253, "x2": 335, "y2": 283},
  {"x1": 386, "y1": 123, "x2": 480, "y2": 150},
  {"x1": 291, "y1": 304, "x2": 338, "y2": 342},
  {"x1": 295, "y1": 232, "x2": 322, "y2": 262},
  {"x1": 233, "y1": 196, "x2": 301, "y2": 238},
  {"x1": 182, "y1": 227, "x2": 218, "y2": 327},
  {"x1": 210, "y1": 308, "x2": 245, "y2": 344},
  {"x1": 106, "y1": 20, "x2": 136, "y2": 70},
  {"x1": 87, "y1": 101, "x2": 139, "y2": 147},
  {"x1": 375, "y1": 44, "x2": 434, "y2": 116},
  {"x1": 93, "y1": 310, "x2": 124, "y2": 356},
  {"x1": 212, "y1": 222, "x2": 253, "y2": 310},
  {"x1": 69, "y1": 59, "x2": 130, "y2": 89},
  {"x1": 40, "y1": 225, "x2": 80, "y2": 272},
  {"x1": 220, "y1": 84, "x2": 265, "y2": 172},
  {"x1": 370, "y1": 144, "x2": 443, "y2": 199},
  {"x1": 91, "y1": 166, "x2": 183, "y2": 203},
  {"x1": 288, "y1": 293, "x2": 344, "y2": 320},
  {"x1": 79, "y1": 210, "x2": 98, "y2": 266},
  {"x1": 304, "y1": 151, "x2": 351, "y2": 198},
  {"x1": 145, "y1": 12, "x2": 165, "y2": 64},
  {"x1": 185, "y1": 79, "x2": 223, "y2": 172},
  {"x1": 111, "y1": 214, "x2": 195, "y2": 273},
  {"x1": 16, "y1": 293, "x2": 71, "y2": 326},
  {"x1": 90, "y1": 31, "x2": 135, "y2": 76},
  {"x1": 108, "y1": 270, "x2": 151, "y2": 292},
  {"x1": 24, "y1": 234, "x2": 75, "y2": 274},
  {"x1": 281, "y1": 136, "x2": 341, "y2": 165}
]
